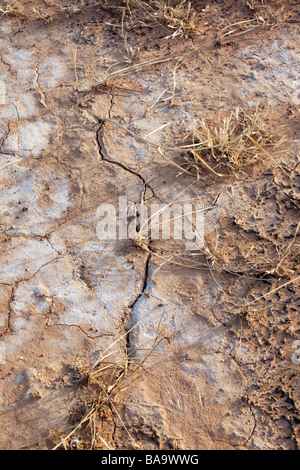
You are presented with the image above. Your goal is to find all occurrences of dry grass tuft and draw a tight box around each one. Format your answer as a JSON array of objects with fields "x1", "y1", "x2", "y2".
[
  {"x1": 92, "y1": 0, "x2": 206, "y2": 38},
  {"x1": 150, "y1": 0, "x2": 207, "y2": 38},
  {"x1": 182, "y1": 106, "x2": 285, "y2": 177}
]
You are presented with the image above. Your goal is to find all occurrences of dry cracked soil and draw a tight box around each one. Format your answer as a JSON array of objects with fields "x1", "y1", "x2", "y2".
[{"x1": 0, "y1": 0, "x2": 299, "y2": 450}]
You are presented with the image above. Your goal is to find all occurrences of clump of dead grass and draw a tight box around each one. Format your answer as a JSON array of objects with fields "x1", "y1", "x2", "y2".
[
  {"x1": 90, "y1": 0, "x2": 205, "y2": 38},
  {"x1": 150, "y1": 0, "x2": 206, "y2": 38},
  {"x1": 182, "y1": 106, "x2": 285, "y2": 177}
]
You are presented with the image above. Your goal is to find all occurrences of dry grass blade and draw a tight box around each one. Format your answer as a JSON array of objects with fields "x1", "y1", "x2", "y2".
[
  {"x1": 191, "y1": 150, "x2": 227, "y2": 177},
  {"x1": 158, "y1": 147, "x2": 193, "y2": 176},
  {"x1": 245, "y1": 275, "x2": 300, "y2": 307},
  {"x1": 246, "y1": 133, "x2": 290, "y2": 177},
  {"x1": 217, "y1": 3, "x2": 282, "y2": 44},
  {"x1": 0, "y1": 0, "x2": 17, "y2": 15},
  {"x1": 0, "y1": 159, "x2": 22, "y2": 170},
  {"x1": 103, "y1": 56, "x2": 180, "y2": 86},
  {"x1": 217, "y1": 16, "x2": 266, "y2": 42}
]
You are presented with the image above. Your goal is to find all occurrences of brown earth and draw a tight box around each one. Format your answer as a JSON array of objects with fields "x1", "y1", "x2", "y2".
[{"x1": 0, "y1": 0, "x2": 299, "y2": 450}]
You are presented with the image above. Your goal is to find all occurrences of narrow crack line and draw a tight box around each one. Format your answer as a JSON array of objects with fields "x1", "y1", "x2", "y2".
[
  {"x1": 3, "y1": 229, "x2": 65, "y2": 251},
  {"x1": 129, "y1": 251, "x2": 151, "y2": 311},
  {"x1": 78, "y1": 168, "x2": 86, "y2": 210},
  {"x1": 1, "y1": 229, "x2": 63, "y2": 251},
  {"x1": 44, "y1": 236, "x2": 63, "y2": 256},
  {"x1": 241, "y1": 400, "x2": 257, "y2": 447},
  {"x1": 0, "y1": 123, "x2": 10, "y2": 151},
  {"x1": 111, "y1": 408, "x2": 118, "y2": 450},
  {"x1": 94, "y1": 103, "x2": 156, "y2": 361},
  {"x1": 0, "y1": 53, "x2": 12, "y2": 71},
  {"x1": 14, "y1": 256, "x2": 62, "y2": 288},
  {"x1": 6, "y1": 285, "x2": 15, "y2": 335},
  {"x1": 12, "y1": 102, "x2": 19, "y2": 121},
  {"x1": 34, "y1": 63, "x2": 47, "y2": 108},
  {"x1": 96, "y1": 119, "x2": 155, "y2": 200},
  {"x1": 124, "y1": 248, "x2": 152, "y2": 355},
  {"x1": 96, "y1": 120, "x2": 146, "y2": 182},
  {"x1": 0, "y1": 256, "x2": 62, "y2": 337},
  {"x1": 108, "y1": 94, "x2": 114, "y2": 119},
  {"x1": 0, "y1": 281, "x2": 11, "y2": 287},
  {"x1": 46, "y1": 322, "x2": 115, "y2": 340},
  {"x1": 0, "y1": 284, "x2": 14, "y2": 337},
  {"x1": 230, "y1": 354, "x2": 258, "y2": 448},
  {"x1": 23, "y1": 256, "x2": 64, "y2": 283}
]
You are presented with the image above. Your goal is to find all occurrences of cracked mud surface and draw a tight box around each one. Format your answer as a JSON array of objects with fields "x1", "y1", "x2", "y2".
[{"x1": 0, "y1": 0, "x2": 299, "y2": 450}]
